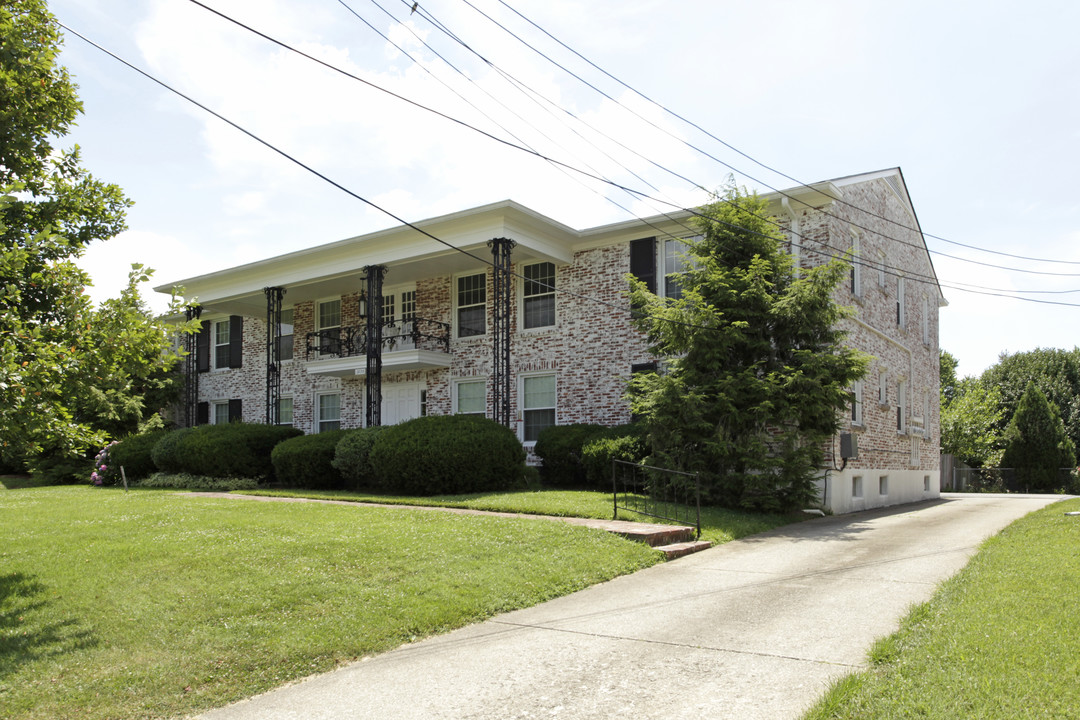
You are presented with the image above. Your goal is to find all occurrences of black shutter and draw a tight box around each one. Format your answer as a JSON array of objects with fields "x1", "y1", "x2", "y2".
[
  {"x1": 228, "y1": 315, "x2": 243, "y2": 369},
  {"x1": 196, "y1": 401, "x2": 209, "y2": 425},
  {"x1": 629, "y1": 237, "x2": 657, "y2": 294},
  {"x1": 196, "y1": 320, "x2": 211, "y2": 373},
  {"x1": 228, "y1": 398, "x2": 243, "y2": 423}
]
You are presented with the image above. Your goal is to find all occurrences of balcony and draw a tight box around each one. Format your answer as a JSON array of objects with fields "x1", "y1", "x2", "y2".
[{"x1": 305, "y1": 318, "x2": 452, "y2": 377}]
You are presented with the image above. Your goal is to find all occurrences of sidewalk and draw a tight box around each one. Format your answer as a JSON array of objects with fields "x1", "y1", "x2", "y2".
[{"x1": 197, "y1": 493, "x2": 1065, "y2": 720}]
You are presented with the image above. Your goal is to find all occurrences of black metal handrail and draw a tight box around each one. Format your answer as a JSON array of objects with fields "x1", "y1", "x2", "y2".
[
  {"x1": 305, "y1": 317, "x2": 450, "y2": 360},
  {"x1": 612, "y1": 459, "x2": 701, "y2": 539}
]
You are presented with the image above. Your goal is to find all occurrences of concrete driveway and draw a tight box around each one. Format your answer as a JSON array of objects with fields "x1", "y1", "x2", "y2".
[{"x1": 199, "y1": 493, "x2": 1066, "y2": 720}]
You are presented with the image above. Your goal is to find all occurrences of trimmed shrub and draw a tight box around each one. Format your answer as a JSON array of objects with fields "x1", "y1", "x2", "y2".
[
  {"x1": 152, "y1": 424, "x2": 302, "y2": 479},
  {"x1": 369, "y1": 415, "x2": 525, "y2": 495},
  {"x1": 108, "y1": 430, "x2": 169, "y2": 482},
  {"x1": 581, "y1": 425, "x2": 649, "y2": 490},
  {"x1": 332, "y1": 426, "x2": 390, "y2": 490},
  {"x1": 271, "y1": 430, "x2": 349, "y2": 489},
  {"x1": 138, "y1": 472, "x2": 258, "y2": 491},
  {"x1": 151, "y1": 428, "x2": 191, "y2": 474},
  {"x1": 533, "y1": 423, "x2": 607, "y2": 487}
]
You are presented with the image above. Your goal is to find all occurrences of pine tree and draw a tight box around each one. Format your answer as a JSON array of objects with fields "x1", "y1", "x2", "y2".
[
  {"x1": 629, "y1": 186, "x2": 868, "y2": 511},
  {"x1": 1000, "y1": 382, "x2": 1076, "y2": 491}
]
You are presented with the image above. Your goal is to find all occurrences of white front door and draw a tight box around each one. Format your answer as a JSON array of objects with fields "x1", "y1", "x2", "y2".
[{"x1": 381, "y1": 383, "x2": 422, "y2": 425}]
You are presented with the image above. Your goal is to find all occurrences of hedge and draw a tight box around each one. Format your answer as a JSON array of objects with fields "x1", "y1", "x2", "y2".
[
  {"x1": 332, "y1": 426, "x2": 389, "y2": 490},
  {"x1": 108, "y1": 430, "x2": 169, "y2": 481},
  {"x1": 151, "y1": 423, "x2": 302, "y2": 479},
  {"x1": 271, "y1": 430, "x2": 349, "y2": 489},
  {"x1": 581, "y1": 424, "x2": 649, "y2": 490},
  {"x1": 368, "y1": 415, "x2": 525, "y2": 495},
  {"x1": 533, "y1": 423, "x2": 608, "y2": 487}
]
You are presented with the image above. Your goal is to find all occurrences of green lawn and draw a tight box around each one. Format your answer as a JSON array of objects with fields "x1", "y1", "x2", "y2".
[
  {"x1": 237, "y1": 487, "x2": 802, "y2": 545},
  {"x1": 804, "y1": 497, "x2": 1080, "y2": 719},
  {"x1": 0, "y1": 485, "x2": 663, "y2": 720}
]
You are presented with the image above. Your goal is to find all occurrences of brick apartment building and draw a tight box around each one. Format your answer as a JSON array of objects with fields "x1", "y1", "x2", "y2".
[{"x1": 157, "y1": 167, "x2": 944, "y2": 513}]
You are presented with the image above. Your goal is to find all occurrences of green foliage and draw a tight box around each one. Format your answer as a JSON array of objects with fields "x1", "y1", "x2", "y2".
[
  {"x1": 0, "y1": 2, "x2": 194, "y2": 463},
  {"x1": 271, "y1": 430, "x2": 348, "y2": 489},
  {"x1": 25, "y1": 451, "x2": 92, "y2": 485},
  {"x1": 331, "y1": 425, "x2": 389, "y2": 489},
  {"x1": 136, "y1": 472, "x2": 258, "y2": 491},
  {"x1": 981, "y1": 347, "x2": 1080, "y2": 455},
  {"x1": 533, "y1": 423, "x2": 607, "y2": 487},
  {"x1": 1000, "y1": 382, "x2": 1076, "y2": 491},
  {"x1": 152, "y1": 424, "x2": 301, "y2": 480},
  {"x1": 150, "y1": 427, "x2": 191, "y2": 474},
  {"x1": 368, "y1": 415, "x2": 525, "y2": 495},
  {"x1": 940, "y1": 376, "x2": 1005, "y2": 467},
  {"x1": 939, "y1": 349, "x2": 960, "y2": 406},
  {"x1": 581, "y1": 424, "x2": 649, "y2": 490},
  {"x1": 106, "y1": 430, "x2": 170, "y2": 482},
  {"x1": 628, "y1": 186, "x2": 868, "y2": 511}
]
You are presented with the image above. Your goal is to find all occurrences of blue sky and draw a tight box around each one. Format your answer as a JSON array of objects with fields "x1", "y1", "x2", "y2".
[{"x1": 50, "y1": 0, "x2": 1080, "y2": 378}]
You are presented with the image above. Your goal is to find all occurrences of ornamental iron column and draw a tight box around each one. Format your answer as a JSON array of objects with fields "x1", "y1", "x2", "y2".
[
  {"x1": 184, "y1": 304, "x2": 202, "y2": 428},
  {"x1": 489, "y1": 237, "x2": 515, "y2": 427},
  {"x1": 264, "y1": 286, "x2": 286, "y2": 425},
  {"x1": 364, "y1": 266, "x2": 387, "y2": 427}
]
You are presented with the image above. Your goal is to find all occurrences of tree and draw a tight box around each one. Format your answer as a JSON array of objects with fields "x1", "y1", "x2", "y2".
[
  {"x1": 940, "y1": 376, "x2": 1005, "y2": 467},
  {"x1": 940, "y1": 349, "x2": 960, "y2": 406},
  {"x1": 1000, "y1": 382, "x2": 1076, "y2": 491},
  {"x1": 981, "y1": 347, "x2": 1080, "y2": 455},
  {"x1": 628, "y1": 186, "x2": 868, "y2": 511},
  {"x1": 0, "y1": 0, "x2": 184, "y2": 466}
]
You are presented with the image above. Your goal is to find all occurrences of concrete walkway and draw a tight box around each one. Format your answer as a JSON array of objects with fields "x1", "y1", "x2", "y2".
[{"x1": 198, "y1": 493, "x2": 1066, "y2": 720}]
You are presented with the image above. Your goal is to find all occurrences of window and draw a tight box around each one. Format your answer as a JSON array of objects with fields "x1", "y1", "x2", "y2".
[
  {"x1": 852, "y1": 476, "x2": 863, "y2": 499},
  {"x1": 275, "y1": 396, "x2": 293, "y2": 426},
  {"x1": 316, "y1": 393, "x2": 341, "y2": 432},
  {"x1": 897, "y1": 379, "x2": 907, "y2": 434},
  {"x1": 455, "y1": 380, "x2": 486, "y2": 416},
  {"x1": 522, "y1": 375, "x2": 556, "y2": 443},
  {"x1": 877, "y1": 250, "x2": 887, "y2": 288},
  {"x1": 213, "y1": 401, "x2": 231, "y2": 426},
  {"x1": 924, "y1": 475, "x2": 931, "y2": 492},
  {"x1": 401, "y1": 290, "x2": 417, "y2": 322},
  {"x1": 214, "y1": 319, "x2": 231, "y2": 369},
  {"x1": 878, "y1": 371, "x2": 888, "y2": 405},
  {"x1": 662, "y1": 238, "x2": 694, "y2": 300},
  {"x1": 457, "y1": 273, "x2": 486, "y2": 337},
  {"x1": 851, "y1": 381, "x2": 863, "y2": 426},
  {"x1": 523, "y1": 262, "x2": 556, "y2": 329},
  {"x1": 420, "y1": 388, "x2": 428, "y2": 417},
  {"x1": 278, "y1": 308, "x2": 294, "y2": 362},
  {"x1": 911, "y1": 435, "x2": 921, "y2": 466},
  {"x1": 921, "y1": 294, "x2": 930, "y2": 345},
  {"x1": 318, "y1": 299, "x2": 342, "y2": 355},
  {"x1": 879, "y1": 476, "x2": 889, "y2": 496},
  {"x1": 381, "y1": 293, "x2": 395, "y2": 324},
  {"x1": 897, "y1": 277, "x2": 906, "y2": 329},
  {"x1": 850, "y1": 233, "x2": 862, "y2": 297}
]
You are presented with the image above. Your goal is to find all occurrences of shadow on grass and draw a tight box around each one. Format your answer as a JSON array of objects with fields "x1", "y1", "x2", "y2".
[{"x1": 0, "y1": 572, "x2": 98, "y2": 679}]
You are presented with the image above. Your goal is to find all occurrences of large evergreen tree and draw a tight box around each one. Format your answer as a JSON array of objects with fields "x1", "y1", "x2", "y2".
[
  {"x1": 1, "y1": 0, "x2": 184, "y2": 466},
  {"x1": 981, "y1": 347, "x2": 1080, "y2": 455},
  {"x1": 629, "y1": 187, "x2": 868, "y2": 511},
  {"x1": 1000, "y1": 382, "x2": 1076, "y2": 491}
]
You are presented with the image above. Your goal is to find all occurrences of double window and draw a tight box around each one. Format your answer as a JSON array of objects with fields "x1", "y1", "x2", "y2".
[
  {"x1": 523, "y1": 262, "x2": 556, "y2": 329},
  {"x1": 276, "y1": 396, "x2": 293, "y2": 426},
  {"x1": 318, "y1": 299, "x2": 342, "y2": 355},
  {"x1": 316, "y1": 392, "x2": 341, "y2": 433},
  {"x1": 457, "y1": 273, "x2": 486, "y2": 337},
  {"x1": 277, "y1": 308, "x2": 294, "y2": 362},
  {"x1": 662, "y1": 238, "x2": 694, "y2": 300},
  {"x1": 455, "y1": 380, "x2": 486, "y2": 417},
  {"x1": 214, "y1": 319, "x2": 231, "y2": 369}
]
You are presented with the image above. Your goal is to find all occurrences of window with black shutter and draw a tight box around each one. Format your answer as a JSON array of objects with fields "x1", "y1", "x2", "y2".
[
  {"x1": 629, "y1": 237, "x2": 657, "y2": 294},
  {"x1": 228, "y1": 315, "x2": 243, "y2": 368}
]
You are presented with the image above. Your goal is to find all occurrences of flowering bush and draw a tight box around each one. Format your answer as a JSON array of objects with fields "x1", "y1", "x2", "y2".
[{"x1": 91, "y1": 441, "x2": 120, "y2": 486}]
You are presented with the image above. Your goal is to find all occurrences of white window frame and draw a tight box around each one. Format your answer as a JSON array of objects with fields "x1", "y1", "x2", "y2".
[
  {"x1": 278, "y1": 307, "x2": 295, "y2": 363},
  {"x1": 520, "y1": 261, "x2": 557, "y2": 330},
  {"x1": 852, "y1": 475, "x2": 863, "y2": 499},
  {"x1": 897, "y1": 378, "x2": 908, "y2": 435},
  {"x1": 316, "y1": 297, "x2": 342, "y2": 356},
  {"x1": 921, "y1": 294, "x2": 930, "y2": 345},
  {"x1": 851, "y1": 381, "x2": 864, "y2": 426},
  {"x1": 520, "y1": 373, "x2": 557, "y2": 445},
  {"x1": 455, "y1": 272, "x2": 487, "y2": 339},
  {"x1": 877, "y1": 250, "x2": 887, "y2": 288},
  {"x1": 850, "y1": 232, "x2": 862, "y2": 298},
  {"x1": 211, "y1": 399, "x2": 231, "y2": 425},
  {"x1": 897, "y1": 276, "x2": 906, "y2": 329},
  {"x1": 879, "y1": 475, "x2": 889, "y2": 496},
  {"x1": 878, "y1": 370, "x2": 889, "y2": 405},
  {"x1": 213, "y1": 318, "x2": 231, "y2": 370},
  {"x1": 660, "y1": 237, "x2": 697, "y2": 300},
  {"x1": 453, "y1": 379, "x2": 487, "y2": 417},
  {"x1": 276, "y1": 395, "x2": 294, "y2": 427},
  {"x1": 315, "y1": 391, "x2": 342, "y2": 433}
]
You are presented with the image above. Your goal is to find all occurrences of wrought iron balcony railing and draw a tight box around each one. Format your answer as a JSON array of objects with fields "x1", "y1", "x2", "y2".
[{"x1": 305, "y1": 317, "x2": 451, "y2": 360}]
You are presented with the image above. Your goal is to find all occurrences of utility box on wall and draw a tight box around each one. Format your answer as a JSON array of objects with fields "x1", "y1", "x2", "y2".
[{"x1": 840, "y1": 432, "x2": 858, "y2": 460}]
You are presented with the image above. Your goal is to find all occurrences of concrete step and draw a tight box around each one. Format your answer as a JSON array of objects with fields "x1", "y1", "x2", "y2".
[{"x1": 655, "y1": 540, "x2": 713, "y2": 560}]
